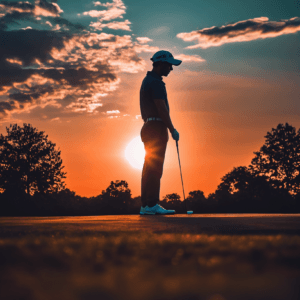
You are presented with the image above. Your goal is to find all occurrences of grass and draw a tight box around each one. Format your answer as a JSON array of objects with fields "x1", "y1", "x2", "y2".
[{"x1": 1, "y1": 230, "x2": 300, "y2": 300}]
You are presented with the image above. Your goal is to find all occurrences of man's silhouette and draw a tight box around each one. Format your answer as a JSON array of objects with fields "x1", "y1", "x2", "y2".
[{"x1": 139, "y1": 50, "x2": 182, "y2": 215}]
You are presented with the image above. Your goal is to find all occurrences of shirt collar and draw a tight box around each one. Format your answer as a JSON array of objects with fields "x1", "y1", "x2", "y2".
[{"x1": 147, "y1": 71, "x2": 163, "y2": 81}]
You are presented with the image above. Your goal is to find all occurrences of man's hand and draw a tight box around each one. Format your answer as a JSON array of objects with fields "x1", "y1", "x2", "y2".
[{"x1": 172, "y1": 129, "x2": 179, "y2": 141}]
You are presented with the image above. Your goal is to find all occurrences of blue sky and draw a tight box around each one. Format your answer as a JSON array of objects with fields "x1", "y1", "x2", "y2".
[
  {"x1": 1, "y1": 0, "x2": 299, "y2": 119},
  {"x1": 58, "y1": 0, "x2": 300, "y2": 74}
]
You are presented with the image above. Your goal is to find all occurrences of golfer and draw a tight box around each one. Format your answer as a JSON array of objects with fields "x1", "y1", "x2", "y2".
[{"x1": 139, "y1": 50, "x2": 182, "y2": 215}]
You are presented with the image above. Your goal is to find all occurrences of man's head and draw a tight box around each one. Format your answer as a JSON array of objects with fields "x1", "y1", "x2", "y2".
[{"x1": 151, "y1": 50, "x2": 182, "y2": 77}]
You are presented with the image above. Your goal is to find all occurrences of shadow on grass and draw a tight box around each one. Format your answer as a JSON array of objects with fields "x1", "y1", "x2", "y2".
[{"x1": 139, "y1": 215, "x2": 300, "y2": 235}]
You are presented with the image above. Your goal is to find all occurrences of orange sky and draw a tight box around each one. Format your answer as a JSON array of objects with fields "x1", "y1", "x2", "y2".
[
  {"x1": 1, "y1": 0, "x2": 300, "y2": 200},
  {"x1": 5, "y1": 65, "x2": 298, "y2": 199}
]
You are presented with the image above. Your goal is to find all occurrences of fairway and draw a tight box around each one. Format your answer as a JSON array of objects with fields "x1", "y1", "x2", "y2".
[
  {"x1": 1, "y1": 215, "x2": 300, "y2": 300},
  {"x1": 1, "y1": 214, "x2": 300, "y2": 235}
]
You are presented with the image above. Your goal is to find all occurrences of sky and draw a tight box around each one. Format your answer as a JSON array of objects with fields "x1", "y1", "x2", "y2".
[{"x1": 0, "y1": 0, "x2": 300, "y2": 199}]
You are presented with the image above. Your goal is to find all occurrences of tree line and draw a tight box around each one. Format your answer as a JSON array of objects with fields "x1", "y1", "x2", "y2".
[{"x1": 0, "y1": 123, "x2": 300, "y2": 216}]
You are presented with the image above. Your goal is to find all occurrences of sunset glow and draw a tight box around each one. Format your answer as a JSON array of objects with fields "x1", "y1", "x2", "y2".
[
  {"x1": 0, "y1": 0, "x2": 299, "y2": 198},
  {"x1": 1, "y1": 2, "x2": 300, "y2": 300},
  {"x1": 125, "y1": 136, "x2": 145, "y2": 170}
]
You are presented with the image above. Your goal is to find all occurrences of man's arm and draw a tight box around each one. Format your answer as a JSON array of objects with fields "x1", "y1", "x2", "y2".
[{"x1": 154, "y1": 99, "x2": 175, "y2": 133}]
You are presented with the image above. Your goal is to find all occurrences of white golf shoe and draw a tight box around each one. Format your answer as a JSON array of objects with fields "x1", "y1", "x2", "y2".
[{"x1": 144, "y1": 204, "x2": 175, "y2": 215}]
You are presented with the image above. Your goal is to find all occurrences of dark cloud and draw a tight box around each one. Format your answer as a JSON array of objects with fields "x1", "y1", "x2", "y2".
[
  {"x1": 38, "y1": 0, "x2": 62, "y2": 15},
  {"x1": 0, "y1": 67, "x2": 36, "y2": 90},
  {"x1": 0, "y1": 29, "x2": 67, "y2": 66},
  {"x1": 0, "y1": 1, "x2": 35, "y2": 12},
  {"x1": 0, "y1": 0, "x2": 62, "y2": 17},
  {"x1": 177, "y1": 17, "x2": 300, "y2": 49},
  {"x1": 0, "y1": 11, "x2": 32, "y2": 30},
  {"x1": 0, "y1": 26, "x2": 119, "y2": 116},
  {"x1": 8, "y1": 93, "x2": 32, "y2": 103},
  {"x1": 43, "y1": 67, "x2": 116, "y2": 87},
  {"x1": 0, "y1": 101, "x2": 15, "y2": 113},
  {"x1": 51, "y1": 17, "x2": 86, "y2": 30},
  {"x1": 0, "y1": 29, "x2": 68, "y2": 96},
  {"x1": 0, "y1": 0, "x2": 153, "y2": 118},
  {"x1": 0, "y1": 0, "x2": 83, "y2": 31}
]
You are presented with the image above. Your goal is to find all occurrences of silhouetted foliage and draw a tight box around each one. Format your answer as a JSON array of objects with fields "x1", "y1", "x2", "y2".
[
  {"x1": 1, "y1": 122, "x2": 300, "y2": 216},
  {"x1": 163, "y1": 193, "x2": 181, "y2": 202},
  {"x1": 249, "y1": 123, "x2": 300, "y2": 195},
  {"x1": 100, "y1": 180, "x2": 132, "y2": 214},
  {"x1": 210, "y1": 166, "x2": 293, "y2": 213},
  {"x1": 160, "y1": 193, "x2": 186, "y2": 213},
  {"x1": 186, "y1": 190, "x2": 208, "y2": 212},
  {"x1": 0, "y1": 124, "x2": 66, "y2": 195}
]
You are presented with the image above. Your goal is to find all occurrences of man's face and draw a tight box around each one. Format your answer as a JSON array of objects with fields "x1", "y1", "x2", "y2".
[{"x1": 161, "y1": 62, "x2": 173, "y2": 76}]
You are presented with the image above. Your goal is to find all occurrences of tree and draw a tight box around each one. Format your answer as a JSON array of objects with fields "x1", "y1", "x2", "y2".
[
  {"x1": 188, "y1": 190, "x2": 205, "y2": 200},
  {"x1": 249, "y1": 123, "x2": 300, "y2": 195},
  {"x1": 102, "y1": 180, "x2": 131, "y2": 198},
  {"x1": 215, "y1": 166, "x2": 271, "y2": 211},
  {"x1": 163, "y1": 193, "x2": 181, "y2": 202},
  {"x1": 0, "y1": 124, "x2": 66, "y2": 195},
  {"x1": 217, "y1": 166, "x2": 266, "y2": 195},
  {"x1": 215, "y1": 165, "x2": 295, "y2": 213},
  {"x1": 100, "y1": 180, "x2": 132, "y2": 214},
  {"x1": 160, "y1": 193, "x2": 184, "y2": 212},
  {"x1": 186, "y1": 190, "x2": 207, "y2": 213}
]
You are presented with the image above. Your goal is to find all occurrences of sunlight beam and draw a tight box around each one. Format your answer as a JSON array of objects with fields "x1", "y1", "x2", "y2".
[{"x1": 125, "y1": 136, "x2": 145, "y2": 169}]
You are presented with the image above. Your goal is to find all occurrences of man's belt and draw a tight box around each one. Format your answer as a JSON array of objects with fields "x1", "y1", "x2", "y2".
[{"x1": 146, "y1": 117, "x2": 163, "y2": 122}]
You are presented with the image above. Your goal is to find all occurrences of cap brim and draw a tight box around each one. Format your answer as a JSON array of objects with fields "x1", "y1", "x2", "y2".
[{"x1": 167, "y1": 58, "x2": 182, "y2": 66}]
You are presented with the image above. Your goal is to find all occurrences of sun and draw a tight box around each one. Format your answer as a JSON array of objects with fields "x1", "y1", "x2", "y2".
[{"x1": 125, "y1": 136, "x2": 145, "y2": 169}]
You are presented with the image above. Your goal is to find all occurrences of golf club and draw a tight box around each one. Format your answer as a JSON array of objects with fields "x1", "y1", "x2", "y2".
[{"x1": 176, "y1": 140, "x2": 193, "y2": 215}]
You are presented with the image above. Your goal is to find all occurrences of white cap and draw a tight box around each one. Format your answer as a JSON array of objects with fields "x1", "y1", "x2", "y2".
[{"x1": 150, "y1": 50, "x2": 182, "y2": 66}]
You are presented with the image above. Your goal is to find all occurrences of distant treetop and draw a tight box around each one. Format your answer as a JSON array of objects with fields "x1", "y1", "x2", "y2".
[{"x1": 0, "y1": 123, "x2": 66, "y2": 195}]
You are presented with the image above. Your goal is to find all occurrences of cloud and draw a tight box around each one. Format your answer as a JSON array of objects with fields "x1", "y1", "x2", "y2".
[
  {"x1": 133, "y1": 43, "x2": 159, "y2": 53},
  {"x1": 6, "y1": 58, "x2": 23, "y2": 65},
  {"x1": 136, "y1": 37, "x2": 153, "y2": 44},
  {"x1": 0, "y1": 101, "x2": 15, "y2": 114},
  {"x1": 45, "y1": 20, "x2": 52, "y2": 27},
  {"x1": 81, "y1": 0, "x2": 132, "y2": 32},
  {"x1": 148, "y1": 26, "x2": 169, "y2": 36},
  {"x1": 133, "y1": 37, "x2": 159, "y2": 53},
  {"x1": 0, "y1": 30, "x2": 145, "y2": 116},
  {"x1": 0, "y1": 0, "x2": 156, "y2": 119},
  {"x1": 106, "y1": 110, "x2": 120, "y2": 114},
  {"x1": 50, "y1": 117, "x2": 60, "y2": 121},
  {"x1": 81, "y1": 0, "x2": 126, "y2": 21},
  {"x1": 0, "y1": 0, "x2": 84, "y2": 32},
  {"x1": 177, "y1": 17, "x2": 300, "y2": 49},
  {"x1": 0, "y1": 0, "x2": 65, "y2": 30},
  {"x1": 50, "y1": 17, "x2": 85, "y2": 31},
  {"x1": 66, "y1": 96, "x2": 105, "y2": 113},
  {"x1": 94, "y1": 0, "x2": 126, "y2": 9},
  {"x1": 174, "y1": 54, "x2": 206, "y2": 62},
  {"x1": 83, "y1": 7, "x2": 125, "y2": 20},
  {"x1": 90, "y1": 19, "x2": 131, "y2": 31},
  {"x1": 0, "y1": 0, "x2": 63, "y2": 18}
]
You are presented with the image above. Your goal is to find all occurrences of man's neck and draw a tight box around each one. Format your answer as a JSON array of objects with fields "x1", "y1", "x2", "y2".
[{"x1": 152, "y1": 68, "x2": 162, "y2": 78}]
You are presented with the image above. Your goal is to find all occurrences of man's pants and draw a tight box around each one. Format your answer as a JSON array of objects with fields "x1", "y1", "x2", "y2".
[{"x1": 141, "y1": 121, "x2": 169, "y2": 207}]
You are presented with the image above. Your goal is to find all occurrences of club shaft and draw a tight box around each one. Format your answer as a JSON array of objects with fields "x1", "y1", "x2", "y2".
[{"x1": 176, "y1": 140, "x2": 187, "y2": 212}]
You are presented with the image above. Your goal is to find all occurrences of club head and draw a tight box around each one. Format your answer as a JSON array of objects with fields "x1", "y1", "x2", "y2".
[{"x1": 187, "y1": 210, "x2": 193, "y2": 214}]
